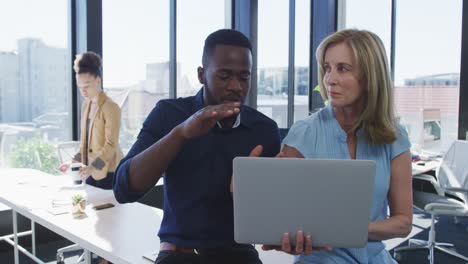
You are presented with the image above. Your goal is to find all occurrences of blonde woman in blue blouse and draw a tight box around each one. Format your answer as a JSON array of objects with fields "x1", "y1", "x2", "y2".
[{"x1": 266, "y1": 29, "x2": 413, "y2": 263}]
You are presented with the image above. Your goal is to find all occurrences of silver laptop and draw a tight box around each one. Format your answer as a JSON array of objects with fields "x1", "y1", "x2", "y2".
[{"x1": 233, "y1": 157, "x2": 376, "y2": 248}]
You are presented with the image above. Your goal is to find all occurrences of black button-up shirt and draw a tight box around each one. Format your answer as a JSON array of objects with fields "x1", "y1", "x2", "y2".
[{"x1": 114, "y1": 88, "x2": 280, "y2": 248}]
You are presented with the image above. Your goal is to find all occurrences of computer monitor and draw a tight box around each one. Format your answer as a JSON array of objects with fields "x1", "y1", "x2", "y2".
[{"x1": 422, "y1": 108, "x2": 441, "y2": 152}]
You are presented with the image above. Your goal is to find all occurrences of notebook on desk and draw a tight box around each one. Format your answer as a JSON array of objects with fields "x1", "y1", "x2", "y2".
[
  {"x1": 143, "y1": 251, "x2": 158, "y2": 262},
  {"x1": 232, "y1": 157, "x2": 376, "y2": 248}
]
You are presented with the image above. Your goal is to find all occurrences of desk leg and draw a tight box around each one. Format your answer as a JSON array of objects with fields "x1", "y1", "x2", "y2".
[
  {"x1": 12, "y1": 210, "x2": 19, "y2": 264},
  {"x1": 84, "y1": 249, "x2": 92, "y2": 264},
  {"x1": 32, "y1": 220, "x2": 36, "y2": 255}
]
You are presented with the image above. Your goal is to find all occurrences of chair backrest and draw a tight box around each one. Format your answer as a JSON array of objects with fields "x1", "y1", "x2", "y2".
[
  {"x1": 438, "y1": 140, "x2": 468, "y2": 190},
  {"x1": 57, "y1": 141, "x2": 80, "y2": 164},
  {"x1": 279, "y1": 128, "x2": 289, "y2": 141},
  {"x1": 138, "y1": 185, "x2": 164, "y2": 209}
]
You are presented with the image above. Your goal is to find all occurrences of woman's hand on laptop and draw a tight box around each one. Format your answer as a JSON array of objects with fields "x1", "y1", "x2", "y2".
[{"x1": 261, "y1": 230, "x2": 331, "y2": 255}]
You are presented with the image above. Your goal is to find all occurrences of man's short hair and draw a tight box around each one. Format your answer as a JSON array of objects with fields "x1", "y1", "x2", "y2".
[{"x1": 202, "y1": 29, "x2": 252, "y2": 67}]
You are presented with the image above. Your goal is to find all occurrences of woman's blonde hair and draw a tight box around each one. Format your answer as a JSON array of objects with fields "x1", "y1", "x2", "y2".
[{"x1": 316, "y1": 29, "x2": 397, "y2": 145}]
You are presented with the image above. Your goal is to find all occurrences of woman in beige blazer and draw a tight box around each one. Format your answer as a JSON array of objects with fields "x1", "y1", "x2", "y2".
[{"x1": 59, "y1": 52, "x2": 123, "y2": 190}]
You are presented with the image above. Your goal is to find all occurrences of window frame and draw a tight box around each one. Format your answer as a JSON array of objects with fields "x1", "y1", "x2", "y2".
[{"x1": 72, "y1": 0, "x2": 468, "y2": 136}]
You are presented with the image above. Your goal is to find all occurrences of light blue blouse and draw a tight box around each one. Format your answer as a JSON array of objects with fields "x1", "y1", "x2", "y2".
[{"x1": 283, "y1": 106, "x2": 411, "y2": 264}]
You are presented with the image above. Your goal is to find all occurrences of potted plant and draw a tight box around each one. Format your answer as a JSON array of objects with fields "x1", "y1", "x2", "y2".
[{"x1": 71, "y1": 194, "x2": 86, "y2": 217}]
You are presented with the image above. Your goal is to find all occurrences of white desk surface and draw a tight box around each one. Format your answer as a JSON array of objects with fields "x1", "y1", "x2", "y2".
[
  {"x1": 0, "y1": 168, "x2": 162, "y2": 264},
  {"x1": 0, "y1": 168, "x2": 297, "y2": 264},
  {"x1": 412, "y1": 159, "x2": 440, "y2": 176}
]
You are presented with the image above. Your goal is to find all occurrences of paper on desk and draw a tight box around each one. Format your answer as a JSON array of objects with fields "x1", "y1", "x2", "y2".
[
  {"x1": 142, "y1": 251, "x2": 158, "y2": 262},
  {"x1": 51, "y1": 199, "x2": 71, "y2": 206},
  {"x1": 53, "y1": 185, "x2": 112, "y2": 204},
  {"x1": 52, "y1": 187, "x2": 87, "y2": 205},
  {"x1": 47, "y1": 207, "x2": 69, "y2": 215}
]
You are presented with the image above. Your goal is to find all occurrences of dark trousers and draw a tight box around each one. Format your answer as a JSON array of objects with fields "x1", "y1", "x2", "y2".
[
  {"x1": 154, "y1": 244, "x2": 263, "y2": 264},
  {"x1": 86, "y1": 172, "x2": 114, "y2": 189}
]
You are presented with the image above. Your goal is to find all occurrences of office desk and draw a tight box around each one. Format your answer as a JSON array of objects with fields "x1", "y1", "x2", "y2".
[
  {"x1": 412, "y1": 159, "x2": 440, "y2": 176},
  {"x1": 0, "y1": 168, "x2": 162, "y2": 264}
]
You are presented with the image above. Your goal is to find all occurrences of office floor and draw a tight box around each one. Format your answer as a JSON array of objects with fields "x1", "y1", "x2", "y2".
[
  {"x1": 0, "y1": 213, "x2": 467, "y2": 264},
  {"x1": 389, "y1": 213, "x2": 468, "y2": 264}
]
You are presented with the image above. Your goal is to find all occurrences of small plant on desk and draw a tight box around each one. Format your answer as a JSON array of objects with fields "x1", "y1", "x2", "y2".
[{"x1": 71, "y1": 194, "x2": 86, "y2": 218}]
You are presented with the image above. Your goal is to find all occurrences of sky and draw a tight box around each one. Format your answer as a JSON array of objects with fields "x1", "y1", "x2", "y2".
[
  {"x1": 0, "y1": 0, "x2": 463, "y2": 87},
  {"x1": 345, "y1": 0, "x2": 462, "y2": 85},
  {"x1": 0, "y1": 0, "x2": 68, "y2": 50}
]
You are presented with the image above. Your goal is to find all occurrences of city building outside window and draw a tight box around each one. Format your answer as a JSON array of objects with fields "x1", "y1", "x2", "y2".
[
  {"x1": 177, "y1": 0, "x2": 227, "y2": 98},
  {"x1": 257, "y1": 0, "x2": 311, "y2": 128},
  {"x1": 103, "y1": 0, "x2": 170, "y2": 154},
  {"x1": 257, "y1": 0, "x2": 290, "y2": 128},
  {"x1": 393, "y1": 0, "x2": 461, "y2": 155},
  {"x1": 0, "y1": 0, "x2": 71, "y2": 173},
  {"x1": 104, "y1": 0, "x2": 228, "y2": 154},
  {"x1": 294, "y1": 0, "x2": 311, "y2": 123}
]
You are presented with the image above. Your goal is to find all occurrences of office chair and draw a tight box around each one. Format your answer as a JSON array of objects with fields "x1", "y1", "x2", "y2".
[
  {"x1": 436, "y1": 140, "x2": 468, "y2": 215},
  {"x1": 279, "y1": 128, "x2": 289, "y2": 141},
  {"x1": 393, "y1": 191, "x2": 468, "y2": 264},
  {"x1": 56, "y1": 244, "x2": 85, "y2": 264},
  {"x1": 394, "y1": 140, "x2": 468, "y2": 263},
  {"x1": 57, "y1": 141, "x2": 80, "y2": 165},
  {"x1": 138, "y1": 184, "x2": 164, "y2": 209}
]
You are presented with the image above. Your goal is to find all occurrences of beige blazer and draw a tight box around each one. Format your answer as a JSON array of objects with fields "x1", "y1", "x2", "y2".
[{"x1": 74, "y1": 92, "x2": 123, "y2": 180}]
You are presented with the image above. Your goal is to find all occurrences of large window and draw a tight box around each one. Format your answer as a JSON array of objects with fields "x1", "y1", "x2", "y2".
[
  {"x1": 177, "y1": 0, "x2": 228, "y2": 97},
  {"x1": 394, "y1": 0, "x2": 462, "y2": 155},
  {"x1": 342, "y1": 0, "x2": 462, "y2": 155},
  {"x1": 257, "y1": 0, "x2": 289, "y2": 128},
  {"x1": 0, "y1": 0, "x2": 71, "y2": 173},
  {"x1": 103, "y1": 1, "x2": 229, "y2": 153},
  {"x1": 294, "y1": 0, "x2": 311, "y2": 123},
  {"x1": 103, "y1": 0, "x2": 170, "y2": 154},
  {"x1": 342, "y1": 0, "x2": 392, "y2": 61},
  {"x1": 257, "y1": 0, "x2": 311, "y2": 127}
]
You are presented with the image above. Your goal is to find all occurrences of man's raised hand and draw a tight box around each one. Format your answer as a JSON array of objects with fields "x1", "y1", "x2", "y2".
[{"x1": 178, "y1": 102, "x2": 241, "y2": 140}]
